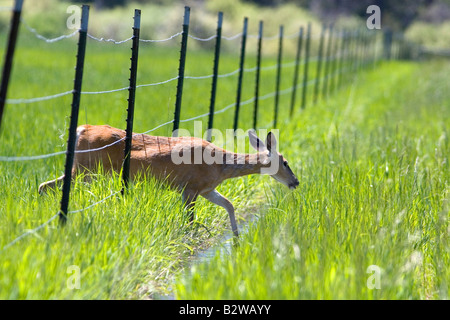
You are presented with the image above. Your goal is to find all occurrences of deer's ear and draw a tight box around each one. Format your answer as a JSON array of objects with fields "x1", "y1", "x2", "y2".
[
  {"x1": 266, "y1": 132, "x2": 277, "y2": 152},
  {"x1": 248, "y1": 130, "x2": 266, "y2": 152}
]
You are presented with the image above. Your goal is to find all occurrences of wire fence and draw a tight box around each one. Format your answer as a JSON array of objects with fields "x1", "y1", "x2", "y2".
[{"x1": 0, "y1": 3, "x2": 394, "y2": 251}]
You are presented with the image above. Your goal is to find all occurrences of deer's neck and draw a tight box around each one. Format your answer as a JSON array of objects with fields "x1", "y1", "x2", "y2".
[{"x1": 221, "y1": 152, "x2": 267, "y2": 180}]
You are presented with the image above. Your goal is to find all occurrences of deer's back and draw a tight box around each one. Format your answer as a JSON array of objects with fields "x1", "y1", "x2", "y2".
[{"x1": 74, "y1": 124, "x2": 225, "y2": 194}]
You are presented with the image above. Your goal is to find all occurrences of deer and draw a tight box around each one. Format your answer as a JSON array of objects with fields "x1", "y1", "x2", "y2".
[{"x1": 38, "y1": 125, "x2": 299, "y2": 237}]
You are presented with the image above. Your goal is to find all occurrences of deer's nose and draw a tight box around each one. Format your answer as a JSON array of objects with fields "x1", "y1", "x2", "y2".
[{"x1": 289, "y1": 180, "x2": 299, "y2": 189}]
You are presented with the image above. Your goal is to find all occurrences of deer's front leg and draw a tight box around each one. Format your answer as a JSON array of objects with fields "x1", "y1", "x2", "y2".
[{"x1": 202, "y1": 190, "x2": 239, "y2": 238}]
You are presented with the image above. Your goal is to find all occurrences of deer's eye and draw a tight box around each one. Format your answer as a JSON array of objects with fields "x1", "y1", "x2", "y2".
[{"x1": 283, "y1": 161, "x2": 288, "y2": 167}]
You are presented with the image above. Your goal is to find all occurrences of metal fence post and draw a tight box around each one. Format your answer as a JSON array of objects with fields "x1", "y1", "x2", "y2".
[
  {"x1": 172, "y1": 6, "x2": 190, "y2": 136},
  {"x1": 322, "y1": 24, "x2": 333, "y2": 100},
  {"x1": 350, "y1": 30, "x2": 358, "y2": 74},
  {"x1": 0, "y1": 0, "x2": 23, "y2": 132},
  {"x1": 329, "y1": 27, "x2": 340, "y2": 95},
  {"x1": 313, "y1": 24, "x2": 325, "y2": 105},
  {"x1": 289, "y1": 26, "x2": 304, "y2": 116},
  {"x1": 355, "y1": 29, "x2": 364, "y2": 73},
  {"x1": 300, "y1": 22, "x2": 311, "y2": 110},
  {"x1": 206, "y1": 12, "x2": 223, "y2": 142},
  {"x1": 336, "y1": 29, "x2": 347, "y2": 89},
  {"x1": 233, "y1": 17, "x2": 248, "y2": 132},
  {"x1": 59, "y1": 5, "x2": 89, "y2": 224},
  {"x1": 122, "y1": 9, "x2": 141, "y2": 194},
  {"x1": 252, "y1": 20, "x2": 263, "y2": 129},
  {"x1": 273, "y1": 25, "x2": 283, "y2": 128}
]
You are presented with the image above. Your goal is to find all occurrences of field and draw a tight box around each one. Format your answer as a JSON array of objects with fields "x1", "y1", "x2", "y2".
[
  {"x1": 176, "y1": 60, "x2": 450, "y2": 300},
  {"x1": 0, "y1": 5, "x2": 449, "y2": 300}
]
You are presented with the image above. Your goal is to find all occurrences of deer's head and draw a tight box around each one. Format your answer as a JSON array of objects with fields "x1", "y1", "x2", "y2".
[{"x1": 249, "y1": 130, "x2": 299, "y2": 190}]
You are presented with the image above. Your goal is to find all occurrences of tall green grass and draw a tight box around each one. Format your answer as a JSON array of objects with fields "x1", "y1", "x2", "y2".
[
  {"x1": 175, "y1": 61, "x2": 449, "y2": 300},
  {"x1": 0, "y1": 14, "x2": 318, "y2": 298},
  {"x1": 1, "y1": 4, "x2": 447, "y2": 300}
]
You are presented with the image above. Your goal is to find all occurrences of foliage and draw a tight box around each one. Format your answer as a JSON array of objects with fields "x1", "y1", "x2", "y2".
[{"x1": 405, "y1": 20, "x2": 450, "y2": 50}]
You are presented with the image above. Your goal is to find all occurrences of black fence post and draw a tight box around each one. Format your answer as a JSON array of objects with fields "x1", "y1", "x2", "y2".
[
  {"x1": 59, "y1": 5, "x2": 89, "y2": 225},
  {"x1": 172, "y1": 6, "x2": 190, "y2": 136},
  {"x1": 300, "y1": 22, "x2": 311, "y2": 110},
  {"x1": 273, "y1": 25, "x2": 283, "y2": 128},
  {"x1": 0, "y1": 0, "x2": 23, "y2": 132},
  {"x1": 329, "y1": 27, "x2": 340, "y2": 95},
  {"x1": 313, "y1": 24, "x2": 325, "y2": 105},
  {"x1": 356, "y1": 29, "x2": 364, "y2": 73},
  {"x1": 233, "y1": 17, "x2": 248, "y2": 133},
  {"x1": 122, "y1": 9, "x2": 141, "y2": 194},
  {"x1": 289, "y1": 26, "x2": 304, "y2": 116},
  {"x1": 351, "y1": 30, "x2": 359, "y2": 74},
  {"x1": 252, "y1": 20, "x2": 263, "y2": 130},
  {"x1": 336, "y1": 29, "x2": 347, "y2": 89},
  {"x1": 206, "y1": 12, "x2": 223, "y2": 142},
  {"x1": 322, "y1": 24, "x2": 333, "y2": 100}
]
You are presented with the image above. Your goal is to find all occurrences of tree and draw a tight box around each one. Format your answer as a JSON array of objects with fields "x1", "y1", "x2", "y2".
[
  {"x1": 94, "y1": 0, "x2": 127, "y2": 9},
  {"x1": 244, "y1": 0, "x2": 439, "y2": 30}
]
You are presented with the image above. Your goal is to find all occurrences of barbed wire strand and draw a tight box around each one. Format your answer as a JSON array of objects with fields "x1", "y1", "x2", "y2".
[
  {"x1": 6, "y1": 90, "x2": 73, "y2": 104},
  {"x1": 87, "y1": 33, "x2": 132, "y2": 44},
  {"x1": 20, "y1": 17, "x2": 184, "y2": 45},
  {"x1": 21, "y1": 18, "x2": 79, "y2": 43},
  {"x1": 139, "y1": 32, "x2": 183, "y2": 43},
  {"x1": 1, "y1": 190, "x2": 121, "y2": 252},
  {"x1": 1, "y1": 214, "x2": 59, "y2": 251}
]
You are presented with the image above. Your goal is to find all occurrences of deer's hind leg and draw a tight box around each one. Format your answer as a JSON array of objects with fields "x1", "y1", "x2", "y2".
[
  {"x1": 38, "y1": 166, "x2": 79, "y2": 195},
  {"x1": 38, "y1": 175, "x2": 65, "y2": 194}
]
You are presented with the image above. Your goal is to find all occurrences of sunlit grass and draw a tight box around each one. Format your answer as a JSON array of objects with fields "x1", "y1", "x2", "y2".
[
  {"x1": 1, "y1": 8, "x2": 447, "y2": 300},
  {"x1": 0, "y1": 24, "x2": 313, "y2": 299},
  {"x1": 175, "y1": 61, "x2": 449, "y2": 300}
]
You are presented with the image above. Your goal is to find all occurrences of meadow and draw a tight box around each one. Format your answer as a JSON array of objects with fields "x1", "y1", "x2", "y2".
[
  {"x1": 0, "y1": 4, "x2": 448, "y2": 300},
  {"x1": 0, "y1": 10, "x2": 315, "y2": 299},
  {"x1": 176, "y1": 60, "x2": 450, "y2": 300}
]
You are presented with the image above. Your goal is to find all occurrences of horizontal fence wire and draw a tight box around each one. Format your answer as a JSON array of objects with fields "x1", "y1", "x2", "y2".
[
  {"x1": 6, "y1": 58, "x2": 313, "y2": 104},
  {"x1": 188, "y1": 31, "x2": 243, "y2": 42},
  {"x1": 1, "y1": 190, "x2": 121, "y2": 252},
  {"x1": 0, "y1": 150, "x2": 66, "y2": 162},
  {"x1": 66, "y1": 190, "x2": 121, "y2": 214},
  {"x1": 19, "y1": 15, "x2": 352, "y2": 49},
  {"x1": 87, "y1": 33, "x2": 133, "y2": 44},
  {"x1": 139, "y1": 32, "x2": 183, "y2": 43},
  {"x1": 20, "y1": 18, "x2": 79, "y2": 43},
  {"x1": 1, "y1": 213, "x2": 59, "y2": 251},
  {"x1": 21, "y1": 17, "x2": 246, "y2": 45},
  {"x1": 6, "y1": 90, "x2": 74, "y2": 104}
]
